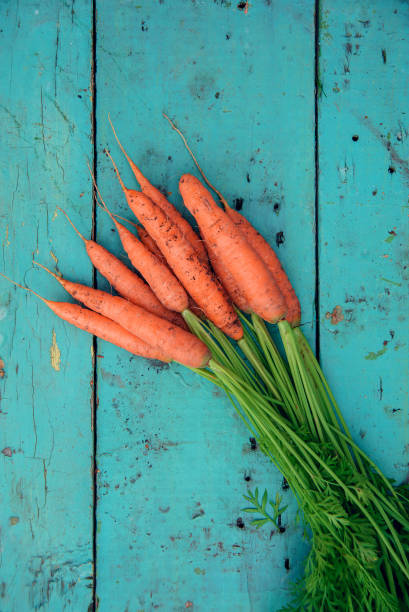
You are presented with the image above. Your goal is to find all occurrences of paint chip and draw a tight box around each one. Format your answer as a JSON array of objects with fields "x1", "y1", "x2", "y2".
[
  {"x1": 325, "y1": 305, "x2": 344, "y2": 325},
  {"x1": 50, "y1": 330, "x2": 61, "y2": 371},
  {"x1": 0, "y1": 358, "x2": 5, "y2": 378},
  {"x1": 364, "y1": 347, "x2": 387, "y2": 360},
  {"x1": 384, "y1": 230, "x2": 397, "y2": 243}
]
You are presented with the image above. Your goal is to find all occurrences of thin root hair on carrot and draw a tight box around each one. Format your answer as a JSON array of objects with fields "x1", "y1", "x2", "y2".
[
  {"x1": 57, "y1": 206, "x2": 86, "y2": 242},
  {"x1": 87, "y1": 161, "x2": 123, "y2": 228},
  {"x1": 111, "y1": 212, "x2": 139, "y2": 229},
  {"x1": 108, "y1": 114, "x2": 134, "y2": 168},
  {"x1": 86, "y1": 161, "x2": 110, "y2": 215},
  {"x1": 104, "y1": 148, "x2": 127, "y2": 193},
  {"x1": 162, "y1": 113, "x2": 229, "y2": 209},
  {"x1": 0, "y1": 272, "x2": 44, "y2": 302},
  {"x1": 32, "y1": 260, "x2": 60, "y2": 281}
]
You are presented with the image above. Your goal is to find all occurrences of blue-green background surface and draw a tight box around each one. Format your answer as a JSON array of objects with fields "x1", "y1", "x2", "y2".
[{"x1": 0, "y1": 1, "x2": 408, "y2": 610}]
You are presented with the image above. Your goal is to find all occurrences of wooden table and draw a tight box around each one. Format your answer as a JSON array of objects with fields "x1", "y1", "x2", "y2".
[{"x1": 0, "y1": 1, "x2": 408, "y2": 610}]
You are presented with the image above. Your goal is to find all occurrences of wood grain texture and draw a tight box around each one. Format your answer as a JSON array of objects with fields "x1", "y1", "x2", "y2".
[
  {"x1": 94, "y1": 1, "x2": 315, "y2": 610},
  {"x1": 318, "y1": 1, "x2": 409, "y2": 479},
  {"x1": 0, "y1": 1, "x2": 94, "y2": 610},
  {"x1": 1, "y1": 1, "x2": 408, "y2": 610}
]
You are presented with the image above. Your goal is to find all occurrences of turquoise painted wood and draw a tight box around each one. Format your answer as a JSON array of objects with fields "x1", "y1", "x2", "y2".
[
  {"x1": 318, "y1": 0, "x2": 409, "y2": 479},
  {"x1": 0, "y1": 1, "x2": 408, "y2": 611},
  {"x1": 95, "y1": 2, "x2": 315, "y2": 610},
  {"x1": 0, "y1": 1, "x2": 94, "y2": 610}
]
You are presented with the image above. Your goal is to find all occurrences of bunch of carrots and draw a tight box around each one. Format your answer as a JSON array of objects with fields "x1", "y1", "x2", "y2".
[{"x1": 3, "y1": 117, "x2": 409, "y2": 611}]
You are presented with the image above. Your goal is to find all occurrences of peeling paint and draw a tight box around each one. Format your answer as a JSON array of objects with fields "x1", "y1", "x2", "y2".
[
  {"x1": 384, "y1": 230, "x2": 397, "y2": 243},
  {"x1": 2, "y1": 225, "x2": 10, "y2": 248},
  {"x1": 325, "y1": 305, "x2": 344, "y2": 325},
  {"x1": 364, "y1": 347, "x2": 387, "y2": 361},
  {"x1": 50, "y1": 330, "x2": 61, "y2": 371}
]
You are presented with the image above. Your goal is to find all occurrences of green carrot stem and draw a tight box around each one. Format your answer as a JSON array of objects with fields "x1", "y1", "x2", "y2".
[
  {"x1": 282, "y1": 325, "x2": 327, "y2": 442},
  {"x1": 283, "y1": 326, "x2": 359, "y2": 461},
  {"x1": 326, "y1": 428, "x2": 406, "y2": 515},
  {"x1": 210, "y1": 361, "x2": 320, "y2": 487},
  {"x1": 237, "y1": 337, "x2": 281, "y2": 401},
  {"x1": 230, "y1": 362, "x2": 409, "y2": 576},
  {"x1": 252, "y1": 315, "x2": 296, "y2": 398},
  {"x1": 183, "y1": 309, "x2": 229, "y2": 366},
  {"x1": 288, "y1": 436, "x2": 409, "y2": 579},
  {"x1": 237, "y1": 312, "x2": 274, "y2": 379},
  {"x1": 393, "y1": 566, "x2": 409, "y2": 609},
  {"x1": 206, "y1": 319, "x2": 265, "y2": 392},
  {"x1": 250, "y1": 315, "x2": 301, "y2": 427},
  {"x1": 369, "y1": 494, "x2": 409, "y2": 574},
  {"x1": 209, "y1": 362, "x2": 326, "y2": 481},
  {"x1": 277, "y1": 321, "x2": 319, "y2": 437},
  {"x1": 379, "y1": 540, "x2": 398, "y2": 602},
  {"x1": 294, "y1": 326, "x2": 368, "y2": 475}
]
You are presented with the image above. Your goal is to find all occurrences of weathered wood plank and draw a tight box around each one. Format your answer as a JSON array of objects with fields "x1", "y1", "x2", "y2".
[
  {"x1": 95, "y1": 2, "x2": 315, "y2": 610},
  {"x1": 318, "y1": 1, "x2": 409, "y2": 479},
  {"x1": 0, "y1": 1, "x2": 94, "y2": 609}
]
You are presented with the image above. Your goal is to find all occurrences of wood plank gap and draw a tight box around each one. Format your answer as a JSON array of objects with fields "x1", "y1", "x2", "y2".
[
  {"x1": 314, "y1": 0, "x2": 321, "y2": 361},
  {"x1": 91, "y1": 1, "x2": 98, "y2": 610}
]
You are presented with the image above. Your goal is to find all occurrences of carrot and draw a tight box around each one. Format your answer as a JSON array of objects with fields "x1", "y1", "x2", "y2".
[
  {"x1": 164, "y1": 116, "x2": 291, "y2": 322},
  {"x1": 129, "y1": 192, "x2": 242, "y2": 339},
  {"x1": 135, "y1": 225, "x2": 204, "y2": 318},
  {"x1": 224, "y1": 206, "x2": 301, "y2": 326},
  {"x1": 0, "y1": 274, "x2": 170, "y2": 362},
  {"x1": 108, "y1": 116, "x2": 208, "y2": 265},
  {"x1": 90, "y1": 173, "x2": 189, "y2": 314},
  {"x1": 203, "y1": 236, "x2": 251, "y2": 314},
  {"x1": 33, "y1": 263, "x2": 211, "y2": 369},
  {"x1": 136, "y1": 226, "x2": 166, "y2": 263},
  {"x1": 105, "y1": 152, "x2": 243, "y2": 339},
  {"x1": 179, "y1": 174, "x2": 287, "y2": 324},
  {"x1": 99, "y1": 211, "x2": 167, "y2": 265},
  {"x1": 58, "y1": 207, "x2": 187, "y2": 329},
  {"x1": 163, "y1": 113, "x2": 229, "y2": 209}
]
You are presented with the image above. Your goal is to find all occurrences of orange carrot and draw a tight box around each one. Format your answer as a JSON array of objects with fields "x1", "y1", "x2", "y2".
[
  {"x1": 179, "y1": 174, "x2": 287, "y2": 324},
  {"x1": 58, "y1": 207, "x2": 187, "y2": 329},
  {"x1": 0, "y1": 274, "x2": 170, "y2": 362},
  {"x1": 136, "y1": 226, "x2": 166, "y2": 263},
  {"x1": 90, "y1": 175, "x2": 189, "y2": 314},
  {"x1": 101, "y1": 212, "x2": 166, "y2": 265},
  {"x1": 105, "y1": 153, "x2": 243, "y2": 339},
  {"x1": 224, "y1": 207, "x2": 301, "y2": 326},
  {"x1": 136, "y1": 225, "x2": 204, "y2": 317},
  {"x1": 163, "y1": 117, "x2": 299, "y2": 325},
  {"x1": 108, "y1": 116, "x2": 208, "y2": 265},
  {"x1": 128, "y1": 192, "x2": 242, "y2": 339},
  {"x1": 33, "y1": 263, "x2": 211, "y2": 368},
  {"x1": 203, "y1": 237, "x2": 251, "y2": 313}
]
